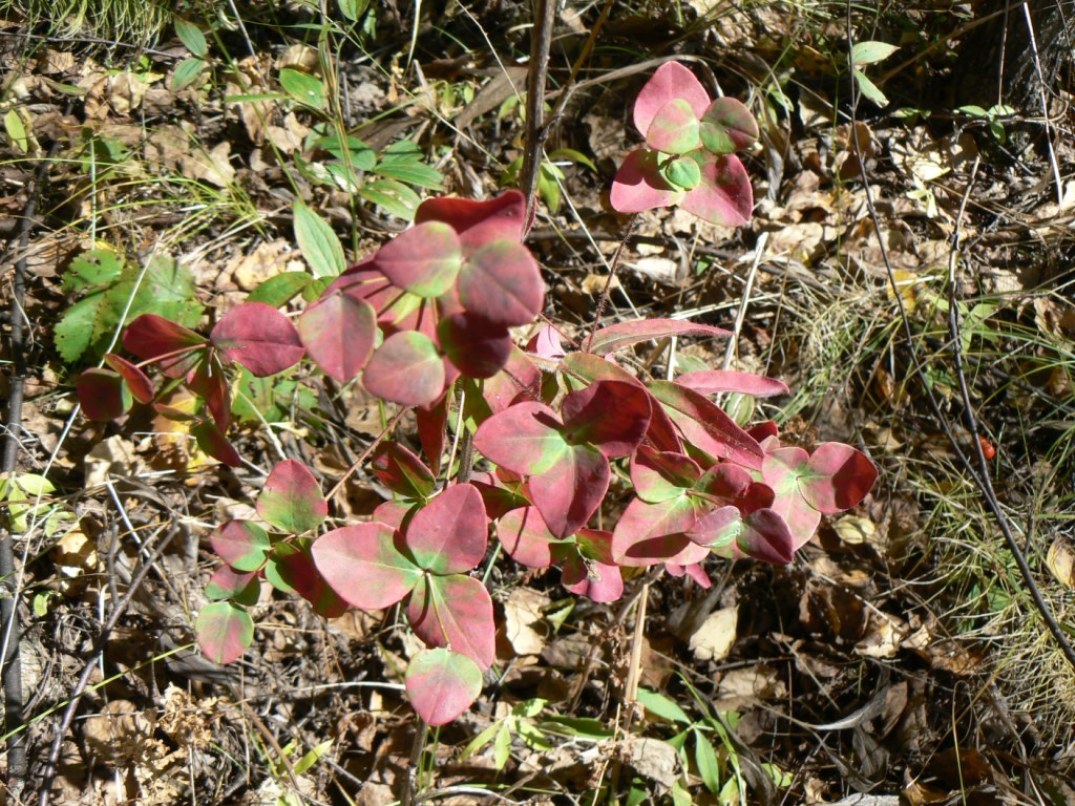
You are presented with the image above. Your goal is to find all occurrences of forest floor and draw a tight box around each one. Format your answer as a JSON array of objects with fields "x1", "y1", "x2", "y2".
[{"x1": 1, "y1": 1, "x2": 1075, "y2": 804}]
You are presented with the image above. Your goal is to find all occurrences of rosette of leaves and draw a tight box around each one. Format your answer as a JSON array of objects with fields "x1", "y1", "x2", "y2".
[
  {"x1": 297, "y1": 189, "x2": 545, "y2": 407},
  {"x1": 310, "y1": 482, "x2": 495, "y2": 725},
  {"x1": 197, "y1": 460, "x2": 343, "y2": 665},
  {"x1": 76, "y1": 303, "x2": 305, "y2": 465},
  {"x1": 610, "y1": 62, "x2": 759, "y2": 226}
]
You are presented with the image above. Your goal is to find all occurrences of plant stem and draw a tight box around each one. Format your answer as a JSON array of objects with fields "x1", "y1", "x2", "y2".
[
  {"x1": 519, "y1": 0, "x2": 556, "y2": 229},
  {"x1": 583, "y1": 214, "x2": 638, "y2": 352}
]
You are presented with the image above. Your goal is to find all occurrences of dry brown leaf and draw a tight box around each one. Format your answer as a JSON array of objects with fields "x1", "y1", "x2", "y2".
[
  {"x1": 1046, "y1": 537, "x2": 1075, "y2": 589},
  {"x1": 84, "y1": 435, "x2": 143, "y2": 489},
  {"x1": 82, "y1": 700, "x2": 155, "y2": 764},
  {"x1": 855, "y1": 611, "x2": 908, "y2": 659},
  {"x1": 621, "y1": 736, "x2": 680, "y2": 788},
  {"x1": 181, "y1": 141, "x2": 236, "y2": 188},
  {"x1": 503, "y1": 587, "x2": 550, "y2": 656},
  {"x1": 688, "y1": 605, "x2": 737, "y2": 662},
  {"x1": 225, "y1": 239, "x2": 304, "y2": 291},
  {"x1": 715, "y1": 666, "x2": 786, "y2": 710}
]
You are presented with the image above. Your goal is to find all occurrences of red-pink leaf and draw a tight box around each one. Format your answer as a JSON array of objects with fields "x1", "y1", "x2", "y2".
[
  {"x1": 298, "y1": 291, "x2": 377, "y2": 382},
  {"x1": 205, "y1": 565, "x2": 259, "y2": 605},
  {"x1": 611, "y1": 495, "x2": 709, "y2": 567},
  {"x1": 649, "y1": 380, "x2": 764, "y2": 469},
  {"x1": 473, "y1": 402, "x2": 569, "y2": 476},
  {"x1": 417, "y1": 393, "x2": 449, "y2": 476},
  {"x1": 587, "y1": 318, "x2": 729, "y2": 355},
  {"x1": 526, "y1": 325, "x2": 566, "y2": 359},
  {"x1": 374, "y1": 221, "x2": 463, "y2": 297},
  {"x1": 529, "y1": 445, "x2": 610, "y2": 538},
  {"x1": 77, "y1": 368, "x2": 131, "y2": 421},
  {"x1": 698, "y1": 463, "x2": 773, "y2": 511},
  {"x1": 211, "y1": 302, "x2": 305, "y2": 377},
  {"x1": 645, "y1": 98, "x2": 702, "y2": 154},
  {"x1": 371, "y1": 442, "x2": 436, "y2": 500},
  {"x1": 438, "y1": 313, "x2": 513, "y2": 378},
  {"x1": 458, "y1": 241, "x2": 544, "y2": 327},
  {"x1": 404, "y1": 483, "x2": 488, "y2": 574},
  {"x1": 482, "y1": 346, "x2": 542, "y2": 414},
  {"x1": 667, "y1": 561, "x2": 712, "y2": 588},
  {"x1": 103, "y1": 354, "x2": 154, "y2": 403},
  {"x1": 560, "y1": 552, "x2": 623, "y2": 603},
  {"x1": 405, "y1": 648, "x2": 483, "y2": 726},
  {"x1": 363, "y1": 331, "x2": 445, "y2": 406},
  {"x1": 191, "y1": 421, "x2": 241, "y2": 466},
  {"x1": 312, "y1": 523, "x2": 421, "y2": 610},
  {"x1": 685, "y1": 505, "x2": 741, "y2": 550},
  {"x1": 750, "y1": 420, "x2": 780, "y2": 442},
  {"x1": 256, "y1": 459, "x2": 327, "y2": 534},
  {"x1": 266, "y1": 541, "x2": 348, "y2": 618},
  {"x1": 211, "y1": 520, "x2": 271, "y2": 572},
  {"x1": 737, "y1": 508, "x2": 796, "y2": 564},
  {"x1": 633, "y1": 61, "x2": 711, "y2": 138},
  {"x1": 610, "y1": 149, "x2": 681, "y2": 214},
  {"x1": 196, "y1": 601, "x2": 253, "y2": 664},
  {"x1": 762, "y1": 447, "x2": 822, "y2": 549},
  {"x1": 415, "y1": 190, "x2": 527, "y2": 252},
  {"x1": 407, "y1": 574, "x2": 495, "y2": 669},
  {"x1": 187, "y1": 359, "x2": 230, "y2": 430},
  {"x1": 802, "y1": 442, "x2": 878, "y2": 513},
  {"x1": 496, "y1": 506, "x2": 562, "y2": 568},
  {"x1": 123, "y1": 314, "x2": 207, "y2": 378},
  {"x1": 680, "y1": 152, "x2": 753, "y2": 227},
  {"x1": 676, "y1": 370, "x2": 789, "y2": 398},
  {"x1": 699, "y1": 96, "x2": 759, "y2": 154},
  {"x1": 560, "y1": 380, "x2": 651, "y2": 458}
]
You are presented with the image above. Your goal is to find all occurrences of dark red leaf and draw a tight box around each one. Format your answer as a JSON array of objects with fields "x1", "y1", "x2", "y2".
[
  {"x1": 123, "y1": 314, "x2": 207, "y2": 378},
  {"x1": 103, "y1": 354, "x2": 154, "y2": 403},
  {"x1": 457, "y1": 240, "x2": 544, "y2": 327},
  {"x1": 371, "y1": 442, "x2": 436, "y2": 500},
  {"x1": 362, "y1": 331, "x2": 445, "y2": 407},
  {"x1": 560, "y1": 380, "x2": 651, "y2": 458},
  {"x1": 298, "y1": 291, "x2": 377, "y2": 382},
  {"x1": 438, "y1": 313, "x2": 513, "y2": 378},
  {"x1": 528, "y1": 444, "x2": 609, "y2": 538},
  {"x1": 211, "y1": 302, "x2": 305, "y2": 377},
  {"x1": 415, "y1": 190, "x2": 527, "y2": 252},
  {"x1": 77, "y1": 368, "x2": 131, "y2": 421},
  {"x1": 192, "y1": 421, "x2": 241, "y2": 466}
]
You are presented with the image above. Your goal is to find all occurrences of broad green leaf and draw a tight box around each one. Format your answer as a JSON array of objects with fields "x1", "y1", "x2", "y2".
[
  {"x1": 4, "y1": 109, "x2": 29, "y2": 153},
  {"x1": 54, "y1": 294, "x2": 104, "y2": 362},
  {"x1": 358, "y1": 179, "x2": 420, "y2": 220},
  {"x1": 850, "y1": 40, "x2": 899, "y2": 66},
  {"x1": 248, "y1": 272, "x2": 313, "y2": 307},
  {"x1": 280, "y1": 68, "x2": 326, "y2": 111},
  {"x1": 853, "y1": 69, "x2": 889, "y2": 107},
  {"x1": 293, "y1": 201, "x2": 345, "y2": 278},
  {"x1": 637, "y1": 687, "x2": 691, "y2": 724},
  {"x1": 64, "y1": 249, "x2": 124, "y2": 292},
  {"x1": 339, "y1": 0, "x2": 370, "y2": 22},
  {"x1": 694, "y1": 729, "x2": 722, "y2": 793},
  {"x1": 171, "y1": 57, "x2": 206, "y2": 92},
  {"x1": 294, "y1": 740, "x2": 334, "y2": 776},
  {"x1": 174, "y1": 18, "x2": 208, "y2": 57}
]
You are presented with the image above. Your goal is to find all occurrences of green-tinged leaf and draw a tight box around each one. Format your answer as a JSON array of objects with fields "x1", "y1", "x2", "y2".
[
  {"x1": 280, "y1": 68, "x2": 326, "y2": 111},
  {"x1": 853, "y1": 69, "x2": 889, "y2": 107},
  {"x1": 64, "y1": 249, "x2": 124, "y2": 291},
  {"x1": 174, "y1": 18, "x2": 208, "y2": 57},
  {"x1": 359, "y1": 178, "x2": 420, "y2": 220},
  {"x1": 538, "y1": 716, "x2": 613, "y2": 739},
  {"x1": 405, "y1": 648, "x2": 483, "y2": 726},
  {"x1": 672, "y1": 779, "x2": 692, "y2": 806},
  {"x1": 248, "y1": 271, "x2": 313, "y2": 307},
  {"x1": 293, "y1": 740, "x2": 333, "y2": 776},
  {"x1": 461, "y1": 720, "x2": 502, "y2": 760},
  {"x1": 637, "y1": 687, "x2": 691, "y2": 724},
  {"x1": 549, "y1": 147, "x2": 596, "y2": 172},
  {"x1": 339, "y1": 0, "x2": 370, "y2": 21},
  {"x1": 196, "y1": 601, "x2": 254, "y2": 664},
  {"x1": 171, "y1": 58, "x2": 206, "y2": 92},
  {"x1": 661, "y1": 156, "x2": 701, "y2": 190},
  {"x1": 293, "y1": 201, "x2": 345, "y2": 278},
  {"x1": 850, "y1": 40, "x2": 899, "y2": 66},
  {"x1": 205, "y1": 565, "x2": 260, "y2": 605},
  {"x1": 257, "y1": 460, "x2": 327, "y2": 534},
  {"x1": 54, "y1": 294, "x2": 103, "y2": 362},
  {"x1": 314, "y1": 132, "x2": 376, "y2": 170},
  {"x1": 374, "y1": 159, "x2": 444, "y2": 190},
  {"x1": 493, "y1": 723, "x2": 512, "y2": 770},
  {"x1": 4, "y1": 109, "x2": 29, "y2": 153},
  {"x1": 694, "y1": 729, "x2": 722, "y2": 793},
  {"x1": 211, "y1": 520, "x2": 271, "y2": 572}
]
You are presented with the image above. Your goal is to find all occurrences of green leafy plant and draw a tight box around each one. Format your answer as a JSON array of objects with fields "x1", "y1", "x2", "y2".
[{"x1": 55, "y1": 249, "x2": 203, "y2": 364}]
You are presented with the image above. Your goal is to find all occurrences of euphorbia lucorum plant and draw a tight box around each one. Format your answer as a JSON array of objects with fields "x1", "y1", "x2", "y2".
[{"x1": 76, "y1": 62, "x2": 877, "y2": 726}]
